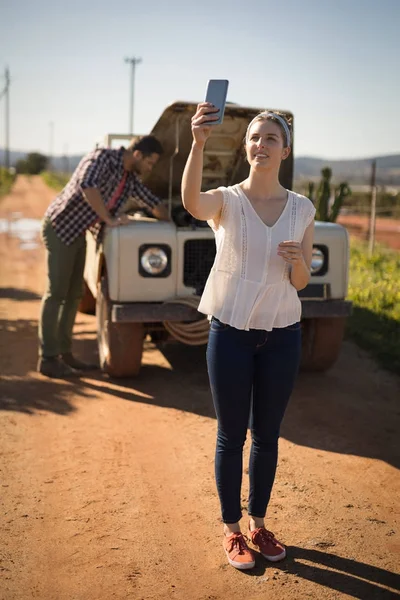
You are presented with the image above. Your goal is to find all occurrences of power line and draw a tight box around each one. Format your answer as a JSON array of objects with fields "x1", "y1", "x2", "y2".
[
  {"x1": 0, "y1": 67, "x2": 11, "y2": 168},
  {"x1": 124, "y1": 56, "x2": 142, "y2": 134}
]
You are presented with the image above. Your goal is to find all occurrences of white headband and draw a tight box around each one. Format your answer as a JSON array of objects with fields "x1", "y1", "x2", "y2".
[{"x1": 246, "y1": 111, "x2": 291, "y2": 147}]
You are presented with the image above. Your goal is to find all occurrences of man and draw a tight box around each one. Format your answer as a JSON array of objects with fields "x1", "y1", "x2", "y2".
[{"x1": 38, "y1": 135, "x2": 168, "y2": 378}]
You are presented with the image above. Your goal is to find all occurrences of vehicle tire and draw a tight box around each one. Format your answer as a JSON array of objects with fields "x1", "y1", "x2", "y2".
[
  {"x1": 300, "y1": 317, "x2": 346, "y2": 372},
  {"x1": 96, "y1": 275, "x2": 144, "y2": 377},
  {"x1": 78, "y1": 280, "x2": 96, "y2": 314}
]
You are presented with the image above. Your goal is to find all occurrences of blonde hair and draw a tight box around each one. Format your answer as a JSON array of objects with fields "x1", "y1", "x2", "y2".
[{"x1": 246, "y1": 111, "x2": 292, "y2": 147}]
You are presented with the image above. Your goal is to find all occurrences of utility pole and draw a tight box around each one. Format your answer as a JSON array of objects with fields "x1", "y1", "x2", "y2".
[
  {"x1": 0, "y1": 67, "x2": 11, "y2": 169},
  {"x1": 368, "y1": 159, "x2": 377, "y2": 257},
  {"x1": 124, "y1": 56, "x2": 142, "y2": 134},
  {"x1": 49, "y1": 121, "x2": 54, "y2": 171},
  {"x1": 62, "y1": 143, "x2": 69, "y2": 174}
]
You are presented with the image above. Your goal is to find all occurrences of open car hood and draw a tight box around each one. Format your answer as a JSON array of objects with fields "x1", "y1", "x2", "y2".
[{"x1": 144, "y1": 101, "x2": 294, "y2": 200}]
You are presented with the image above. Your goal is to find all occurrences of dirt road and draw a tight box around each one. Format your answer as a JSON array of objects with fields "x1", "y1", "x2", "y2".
[
  {"x1": 1, "y1": 177, "x2": 399, "y2": 600},
  {"x1": 337, "y1": 214, "x2": 400, "y2": 251}
]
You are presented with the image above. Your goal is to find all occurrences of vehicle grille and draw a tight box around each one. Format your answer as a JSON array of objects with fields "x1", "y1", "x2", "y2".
[{"x1": 183, "y1": 239, "x2": 216, "y2": 294}]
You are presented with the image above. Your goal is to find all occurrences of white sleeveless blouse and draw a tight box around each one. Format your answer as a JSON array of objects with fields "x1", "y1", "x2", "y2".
[{"x1": 198, "y1": 185, "x2": 316, "y2": 331}]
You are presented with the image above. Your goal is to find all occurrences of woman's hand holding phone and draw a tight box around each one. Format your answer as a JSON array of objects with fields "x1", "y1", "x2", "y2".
[{"x1": 191, "y1": 102, "x2": 220, "y2": 146}]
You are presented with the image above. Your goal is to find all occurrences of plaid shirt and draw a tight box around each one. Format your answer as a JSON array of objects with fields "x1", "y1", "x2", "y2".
[{"x1": 45, "y1": 147, "x2": 161, "y2": 245}]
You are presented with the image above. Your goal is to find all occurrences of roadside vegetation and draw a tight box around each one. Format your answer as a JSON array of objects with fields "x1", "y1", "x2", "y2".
[
  {"x1": 41, "y1": 171, "x2": 69, "y2": 191},
  {"x1": 347, "y1": 239, "x2": 400, "y2": 375},
  {"x1": 296, "y1": 166, "x2": 400, "y2": 220},
  {"x1": 0, "y1": 167, "x2": 16, "y2": 198},
  {"x1": 302, "y1": 168, "x2": 399, "y2": 374},
  {"x1": 16, "y1": 152, "x2": 48, "y2": 175},
  {"x1": 307, "y1": 167, "x2": 351, "y2": 222}
]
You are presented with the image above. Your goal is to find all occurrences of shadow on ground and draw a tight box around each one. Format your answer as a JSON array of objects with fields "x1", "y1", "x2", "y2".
[
  {"x1": 228, "y1": 545, "x2": 400, "y2": 598},
  {"x1": 272, "y1": 546, "x2": 399, "y2": 599},
  {"x1": 1, "y1": 318, "x2": 399, "y2": 470},
  {"x1": 0, "y1": 287, "x2": 41, "y2": 301}
]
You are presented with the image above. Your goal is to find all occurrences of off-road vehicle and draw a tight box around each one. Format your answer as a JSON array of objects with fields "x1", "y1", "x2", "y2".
[{"x1": 80, "y1": 101, "x2": 351, "y2": 377}]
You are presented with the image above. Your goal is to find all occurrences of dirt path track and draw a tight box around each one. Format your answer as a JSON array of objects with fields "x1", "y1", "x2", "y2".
[
  {"x1": 1, "y1": 177, "x2": 399, "y2": 600},
  {"x1": 337, "y1": 214, "x2": 400, "y2": 250}
]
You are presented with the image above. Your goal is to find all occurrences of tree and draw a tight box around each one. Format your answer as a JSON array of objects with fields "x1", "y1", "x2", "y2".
[
  {"x1": 16, "y1": 152, "x2": 48, "y2": 175},
  {"x1": 308, "y1": 168, "x2": 351, "y2": 222}
]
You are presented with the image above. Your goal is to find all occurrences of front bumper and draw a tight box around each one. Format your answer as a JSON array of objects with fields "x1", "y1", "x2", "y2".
[
  {"x1": 299, "y1": 283, "x2": 352, "y2": 318},
  {"x1": 111, "y1": 302, "x2": 200, "y2": 323},
  {"x1": 301, "y1": 299, "x2": 352, "y2": 319},
  {"x1": 111, "y1": 282, "x2": 352, "y2": 324}
]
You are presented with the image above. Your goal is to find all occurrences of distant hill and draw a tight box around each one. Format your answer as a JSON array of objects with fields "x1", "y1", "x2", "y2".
[
  {"x1": 295, "y1": 155, "x2": 400, "y2": 186},
  {"x1": 1, "y1": 149, "x2": 399, "y2": 186}
]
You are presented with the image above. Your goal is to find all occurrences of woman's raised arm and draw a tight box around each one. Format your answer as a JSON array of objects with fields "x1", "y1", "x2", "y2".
[{"x1": 181, "y1": 103, "x2": 224, "y2": 222}]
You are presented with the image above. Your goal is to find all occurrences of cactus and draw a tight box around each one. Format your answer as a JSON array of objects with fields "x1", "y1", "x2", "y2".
[
  {"x1": 330, "y1": 182, "x2": 351, "y2": 222},
  {"x1": 308, "y1": 181, "x2": 315, "y2": 202},
  {"x1": 309, "y1": 168, "x2": 351, "y2": 222}
]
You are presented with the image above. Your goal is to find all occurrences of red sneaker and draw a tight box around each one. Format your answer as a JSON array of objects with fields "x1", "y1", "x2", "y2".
[
  {"x1": 249, "y1": 526, "x2": 286, "y2": 562},
  {"x1": 223, "y1": 532, "x2": 255, "y2": 570}
]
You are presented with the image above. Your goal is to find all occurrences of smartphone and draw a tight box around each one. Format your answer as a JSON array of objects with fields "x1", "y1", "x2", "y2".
[{"x1": 204, "y1": 79, "x2": 229, "y2": 125}]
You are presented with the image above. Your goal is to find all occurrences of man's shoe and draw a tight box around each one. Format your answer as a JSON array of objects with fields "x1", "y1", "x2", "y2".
[
  {"x1": 61, "y1": 353, "x2": 98, "y2": 371},
  {"x1": 38, "y1": 356, "x2": 80, "y2": 379},
  {"x1": 223, "y1": 532, "x2": 255, "y2": 570},
  {"x1": 249, "y1": 526, "x2": 286, "y2": 562}
]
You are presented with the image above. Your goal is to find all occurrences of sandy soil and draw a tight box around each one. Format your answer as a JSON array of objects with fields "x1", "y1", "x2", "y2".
[
  {"x1": 1, "y1": 176, "x2": 399, "y2": 600},
  {"x1": 337, "y1": 214, "x2": 400, "y2": 250}
]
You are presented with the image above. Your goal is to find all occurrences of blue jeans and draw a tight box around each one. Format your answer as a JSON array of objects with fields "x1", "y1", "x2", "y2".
[{"x1": 206, "y1": 317, "x2": 302, "y2": 524}]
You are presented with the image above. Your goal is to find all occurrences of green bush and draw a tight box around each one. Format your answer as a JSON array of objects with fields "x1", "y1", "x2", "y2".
[
  {"x1": 0, "y1": 167, "x2": 16, "y2": 197},
  {"x1": 347, "y1": 240, "x2": 400, "y2": 374},
  {"x1": 41, "y1": 171, "x2": 70, "y2": 191},
  {"x1": 16, "y1": 152, "x2": 48, "y2": 174}
]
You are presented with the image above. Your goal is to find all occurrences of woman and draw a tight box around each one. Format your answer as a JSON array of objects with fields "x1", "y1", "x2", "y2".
[{"x1": 181, "y1": 103, "x2": 315, "y2": 570}]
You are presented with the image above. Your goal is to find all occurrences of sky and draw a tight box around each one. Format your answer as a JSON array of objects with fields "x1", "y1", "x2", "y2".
[{"x1": 1, "y1": 0, "x2": 399, "y2": 160}]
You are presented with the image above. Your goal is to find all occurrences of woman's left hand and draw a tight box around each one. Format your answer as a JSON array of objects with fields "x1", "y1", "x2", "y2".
[{"x1": 277, "y1": 241, "x2": 303, "y2": 265}]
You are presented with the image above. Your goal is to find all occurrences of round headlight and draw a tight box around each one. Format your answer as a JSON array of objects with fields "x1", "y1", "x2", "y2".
[
  {"x1": 310, "y1": 248, "x2": 325, "y2": 274},
  {"x1": 140, "y1": 247, "x2": 168, "y2": 275}
]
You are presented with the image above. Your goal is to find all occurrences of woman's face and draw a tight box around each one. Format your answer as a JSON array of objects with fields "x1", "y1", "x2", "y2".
[{"x1": 245, "y1": 119, "x2": 290, "y2": 172}]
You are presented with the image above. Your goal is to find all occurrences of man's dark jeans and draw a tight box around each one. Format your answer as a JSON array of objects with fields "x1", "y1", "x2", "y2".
[{"x1": 206, "y1": 317, "x2": 302, "y2": 524}]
